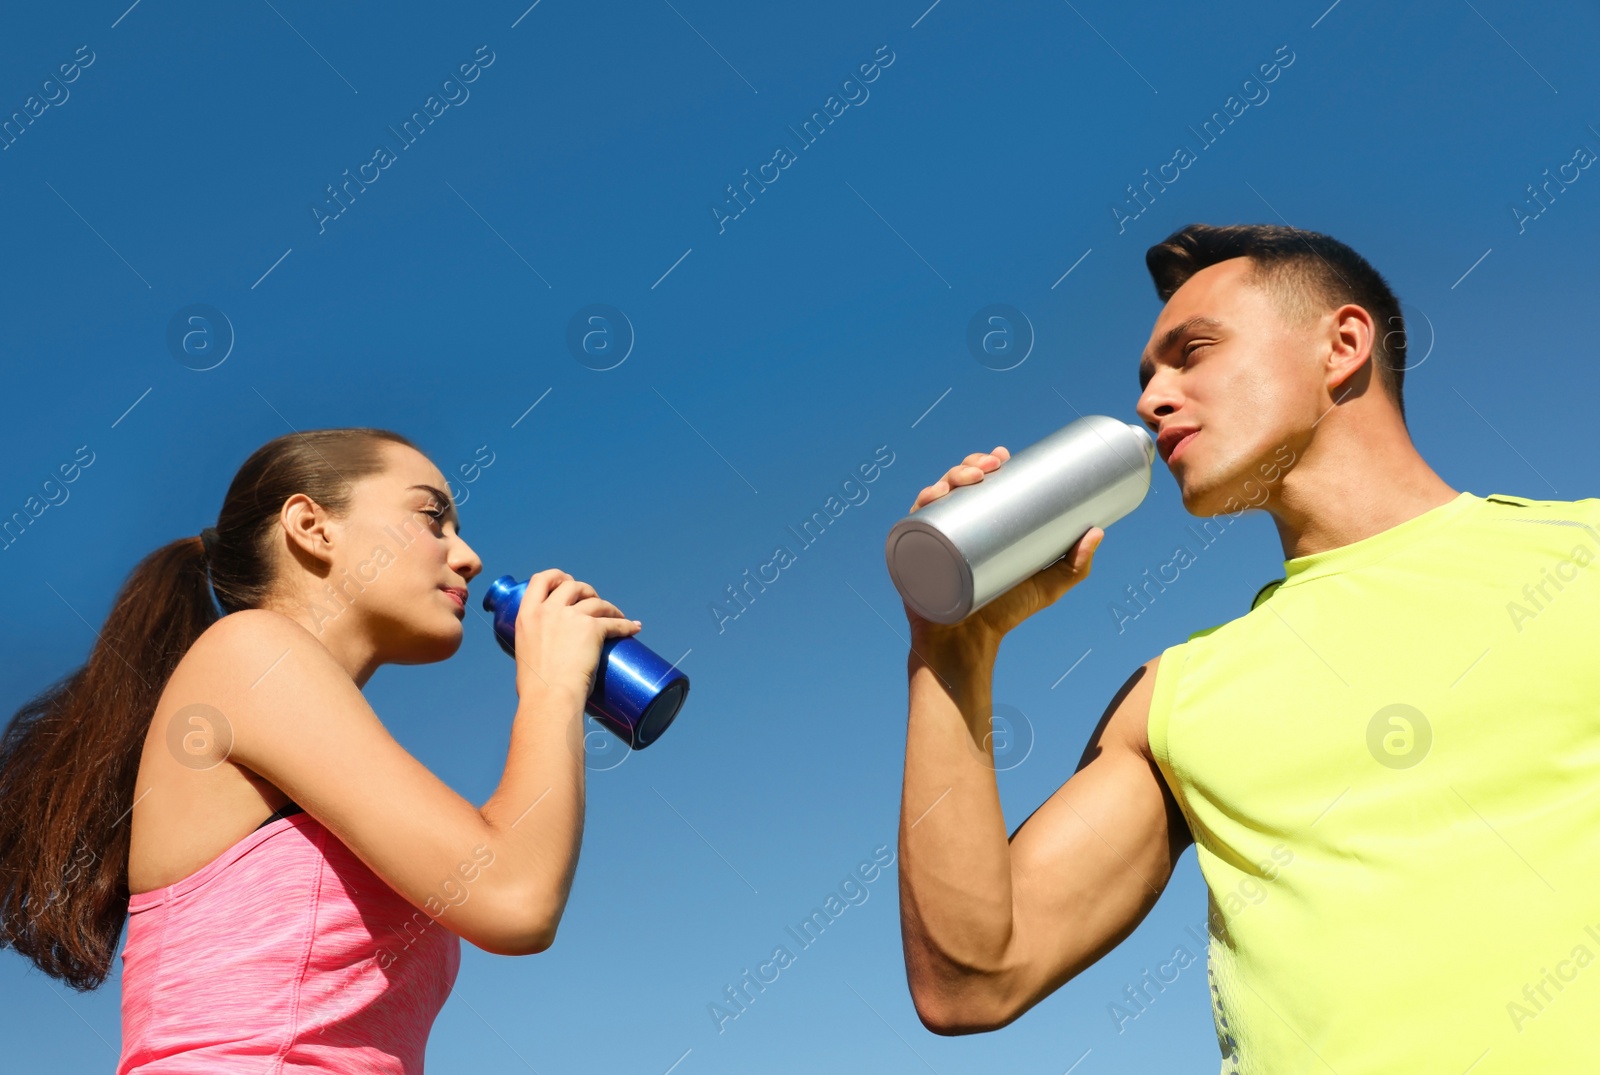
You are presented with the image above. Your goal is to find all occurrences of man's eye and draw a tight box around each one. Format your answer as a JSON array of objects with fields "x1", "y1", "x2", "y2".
[{"x1": 1186, "y1": 343, "x2": 1210, "y2": 357}]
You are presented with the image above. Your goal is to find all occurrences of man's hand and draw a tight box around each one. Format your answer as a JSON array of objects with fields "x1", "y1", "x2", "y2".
[{"x1": 904, "y1": 445, "x2": 1105, "y2": 651}]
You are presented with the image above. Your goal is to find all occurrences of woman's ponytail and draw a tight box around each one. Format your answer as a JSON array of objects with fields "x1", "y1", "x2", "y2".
[
  {"x1": 0, "y1": 426, "x2": 417, "y2": 990},
  {"x1": 0, "y1": 535, "x2": 217, "y2": 989}
]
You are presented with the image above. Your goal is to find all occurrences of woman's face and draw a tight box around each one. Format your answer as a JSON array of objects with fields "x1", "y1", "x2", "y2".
[{"x1": 317, "y1": 442, "x2": 483, "y2": 665}]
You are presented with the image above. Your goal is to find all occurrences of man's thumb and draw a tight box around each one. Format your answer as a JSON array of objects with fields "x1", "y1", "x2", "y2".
[{"x1": 1070, "y1": 527, "x2": 1105, "y2": 571}]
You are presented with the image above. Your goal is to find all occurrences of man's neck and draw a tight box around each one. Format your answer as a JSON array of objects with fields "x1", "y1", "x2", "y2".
[{"x1": 1267, "y1": 415, "x2": 1459, "y2": 562}]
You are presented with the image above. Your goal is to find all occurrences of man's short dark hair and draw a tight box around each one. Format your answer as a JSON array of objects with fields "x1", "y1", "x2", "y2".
[{"x1": 1144, "y1": 223, "x2": 1407, "y2": 422}]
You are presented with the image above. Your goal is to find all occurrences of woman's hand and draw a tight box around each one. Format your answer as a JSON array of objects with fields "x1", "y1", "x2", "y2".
[
  {"x1": 511, "y1": 568, "x2": 642, "y2": 701},
  {"x1": 904, "y1": 446, "x2": 1104, "y2": 651}
]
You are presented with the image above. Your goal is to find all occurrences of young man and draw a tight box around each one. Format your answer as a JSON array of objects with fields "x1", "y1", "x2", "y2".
[{"x1": 897, "y1": 222, "x2": 1599, "y2": 1071}]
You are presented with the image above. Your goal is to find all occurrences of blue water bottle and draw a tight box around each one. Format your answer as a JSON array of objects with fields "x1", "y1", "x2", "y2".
[{"x1": 482, "y1": 575, "x2": 689, "y2": 749}]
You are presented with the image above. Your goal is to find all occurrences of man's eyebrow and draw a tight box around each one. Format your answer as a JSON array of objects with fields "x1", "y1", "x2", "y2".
[
  {"x1": 409, "y1": 484, "x2": 462, "y2": 534},
  {"x1": 1138, "y1": 316, "x2": 1226, "y2": 389}
]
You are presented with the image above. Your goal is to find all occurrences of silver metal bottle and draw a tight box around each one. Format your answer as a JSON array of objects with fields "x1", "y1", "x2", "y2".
[{"x1": 885, "y1": 415, "x2": 1156, "y2": 624}]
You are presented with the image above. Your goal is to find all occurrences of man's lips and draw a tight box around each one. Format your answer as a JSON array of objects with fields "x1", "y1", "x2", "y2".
[
  {"x1": 1156, "y1": 424, "x2": 1200, "y2": 462},
  {"x1": 1167, "y1": 430, "x2": 1199, "y2": 463},
  {"x1": 441, "y1": 587, "x2": 467, "y2": 612}
]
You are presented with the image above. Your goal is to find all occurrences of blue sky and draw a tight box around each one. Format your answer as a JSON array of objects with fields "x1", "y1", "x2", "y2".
[{"x1": 2, "y1": 1, "x2": 1596, "y2": 1071}]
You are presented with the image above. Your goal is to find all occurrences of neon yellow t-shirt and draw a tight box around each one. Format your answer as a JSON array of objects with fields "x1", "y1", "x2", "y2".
[{"x1": 1148, "y1": 491, "x2": 1600, "y2": 1073}]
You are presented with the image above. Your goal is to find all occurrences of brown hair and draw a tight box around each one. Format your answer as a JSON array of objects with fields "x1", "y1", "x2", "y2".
[
  {"x1": 0, "y1": 427, "x2": 418, "y2": 990},
  {"x1": 1145, "y1": 223, "x2": 1408, "y2": 422}
]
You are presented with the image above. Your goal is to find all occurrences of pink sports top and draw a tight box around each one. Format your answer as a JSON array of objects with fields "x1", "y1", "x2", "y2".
[{"x1": 117, "y1": 810, "x2": 461, "y2": 1073}]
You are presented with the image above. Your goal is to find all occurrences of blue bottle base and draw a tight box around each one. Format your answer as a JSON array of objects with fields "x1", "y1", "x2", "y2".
[{"x1": 590, "y1": 676, "x2": 687, "y2": 749}]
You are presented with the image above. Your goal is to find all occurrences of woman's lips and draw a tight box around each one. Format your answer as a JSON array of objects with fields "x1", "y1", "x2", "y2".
[{"x1": 441, "y1": 588, "x2": 466, "y2": 613}]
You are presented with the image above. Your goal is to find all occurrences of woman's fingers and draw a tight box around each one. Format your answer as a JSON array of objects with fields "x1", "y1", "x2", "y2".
[
  {"x1": 530, "y1": 584, "x2": 637, "y2": 628},
  {"x1": 598, "y1": 615, "x2": 644, "y2": 637},
  {"x1": 548, "y1": 578, "x2": 598, "y2": 606},
  {"x1": 571, "y1": 595, "x2": 632, "y2": 621},
  {"x1": 527, "y1": 567, "x2": 572, "y2": 599}
]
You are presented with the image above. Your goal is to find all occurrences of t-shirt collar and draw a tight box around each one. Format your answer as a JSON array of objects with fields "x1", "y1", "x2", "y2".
[{"x1": 1274, "y1": 491, "x2": 1479, "y2": 590}]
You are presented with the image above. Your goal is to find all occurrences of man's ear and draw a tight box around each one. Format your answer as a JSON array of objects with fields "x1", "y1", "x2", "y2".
[
  {"x1": 1325, "y1": 302, "x2": 1375, "y2": 393},
  {"x1": 280, "y1": 493, "x2": 336, "y2": 567}
]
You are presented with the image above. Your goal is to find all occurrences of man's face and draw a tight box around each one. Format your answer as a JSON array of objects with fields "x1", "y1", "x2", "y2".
[{"x1": 1135, "y1": 257, "x2": 1321, "y2": 517}]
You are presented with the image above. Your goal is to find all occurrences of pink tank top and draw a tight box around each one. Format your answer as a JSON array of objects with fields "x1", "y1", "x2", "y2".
[{"x1": 117, "y1": 811, "x2": 461, "y2": 1073}]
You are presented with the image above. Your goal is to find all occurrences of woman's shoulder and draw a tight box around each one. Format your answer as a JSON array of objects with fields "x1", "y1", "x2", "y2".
[
  {"x1": 177, "y1": 609, "x2": 341, "y2": 688},
  {"x1": 160, "y1": 609, "x2": 355, "y2": 752},
  {"x1": 192, "y1": 607, "x2": 315, "y2": 655}
]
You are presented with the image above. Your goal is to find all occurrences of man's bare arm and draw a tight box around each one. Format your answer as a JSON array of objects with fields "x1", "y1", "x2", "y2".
[
  {"x1": 900, "y1": 649, "x2": 1190, "y2": 1033},
  {"x1": 894, "y1": 446, "x2": 1191, "y2": 1035}
]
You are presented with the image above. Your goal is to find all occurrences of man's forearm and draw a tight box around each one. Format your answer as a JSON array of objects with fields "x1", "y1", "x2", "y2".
[{"x1": 900, "y1": 630, "x2": 1020, "y2": 1017}]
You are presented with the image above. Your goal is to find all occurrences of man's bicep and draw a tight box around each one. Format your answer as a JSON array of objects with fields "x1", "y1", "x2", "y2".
[{"x1": 1002, "y1": 658, "x2": 1190, "y2": 1012}]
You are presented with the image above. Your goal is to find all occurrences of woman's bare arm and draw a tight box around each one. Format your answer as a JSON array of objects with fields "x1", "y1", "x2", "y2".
[{"x1": 180, "y1": 606, "x2": 592, "y2": 956}]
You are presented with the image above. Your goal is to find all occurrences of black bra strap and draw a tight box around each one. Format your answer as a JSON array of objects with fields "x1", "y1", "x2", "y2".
[{"x1": 255, "y1": 801, "x2": 305, "y2": 831}]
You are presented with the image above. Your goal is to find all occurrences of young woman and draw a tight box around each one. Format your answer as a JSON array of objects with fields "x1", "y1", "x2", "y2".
[{"x1": 0, "y1": 427, "x2": 642, "y2": 1072}]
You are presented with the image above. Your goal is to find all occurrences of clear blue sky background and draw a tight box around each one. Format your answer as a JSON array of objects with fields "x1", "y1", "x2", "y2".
[{"x1": 3, "y1": 1, "x2": 1596, "y2": 1071}]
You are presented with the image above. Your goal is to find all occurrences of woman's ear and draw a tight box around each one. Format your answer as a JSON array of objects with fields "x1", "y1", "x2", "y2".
[{"x1": 279, "y1": 493, "x2": 337, "y2": 568}]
